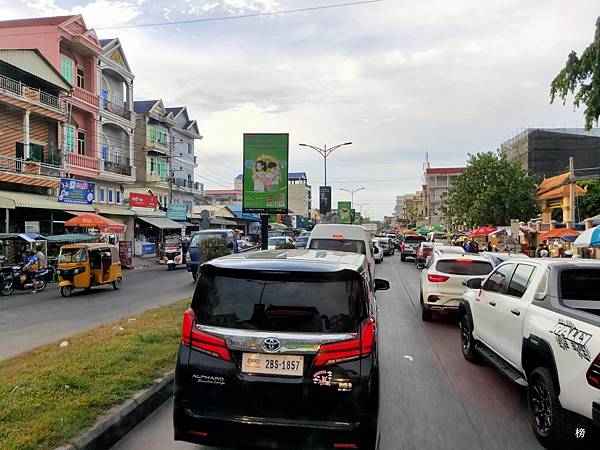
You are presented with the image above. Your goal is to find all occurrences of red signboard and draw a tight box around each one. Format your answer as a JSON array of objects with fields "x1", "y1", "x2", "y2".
[{"x1": 129, "y1": 193, "x2": 158, "y2": 209}]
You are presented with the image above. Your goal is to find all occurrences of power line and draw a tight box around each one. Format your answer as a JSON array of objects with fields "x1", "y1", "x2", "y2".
[{"x1": 96, "y1": 0, "x2": 385, "y2": 30}]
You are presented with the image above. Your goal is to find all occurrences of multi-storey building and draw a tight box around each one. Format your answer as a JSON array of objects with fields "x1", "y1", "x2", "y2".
[{"x1": 424, "y1": 167, "x2": 465, "y2": 227}]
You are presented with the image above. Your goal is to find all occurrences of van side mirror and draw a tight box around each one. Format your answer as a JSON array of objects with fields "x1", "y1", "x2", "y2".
[
  {"x1": 464, "y1": 278, "x2": 482, "y2": 289},
  {"x1": 374, "y1": 278, "x2": 390, "y2": 291}
]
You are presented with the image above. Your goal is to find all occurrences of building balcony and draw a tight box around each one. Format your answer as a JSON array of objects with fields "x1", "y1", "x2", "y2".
[
  {"x1": 99, "y1": 153, "x2": 133, "y2": 178},
  {"x1": 147, "y1": 172, "x2": 168, "y2": 182},
  {"x1": 66, "y1": 152, "x2": 99, "y2": 178},
  {"x1": 73, "y1": 86, "x2": 99, "y2": 108},
  {"x1": 146, "y1": 137, "x2": 170, "y2": 154},
  {"x1": 101, "y1": 97, "x2": 132, "y2": 121},
  {"x1": 0, "y1": 155, "x2": 63, "y2": 178},
  {"x1": 174, "y1": 178, "x2": 202, "y2": 191},
  {"x1": 0, "y1": 73, "x2": 68, "y2": 115}
]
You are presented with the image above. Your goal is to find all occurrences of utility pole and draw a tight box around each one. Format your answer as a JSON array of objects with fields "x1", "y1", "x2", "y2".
[
  {"x1": 168, "y1": 136, "x2": 174, "y2": 207},
  {"x1": 568, "y1": 156, "x2": 575, "y2": 228}
]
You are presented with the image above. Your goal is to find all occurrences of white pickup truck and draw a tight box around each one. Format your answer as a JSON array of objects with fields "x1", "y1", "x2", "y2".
[{"x1": 459, "y1": 259, "x2": 600, "y2": 449}]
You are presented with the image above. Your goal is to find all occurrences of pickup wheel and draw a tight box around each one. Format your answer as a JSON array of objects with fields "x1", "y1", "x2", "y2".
[
  {"x1": 460, "y1": 313, "x2": 480, "y2": 363},
  {"x1": 528, "y1": 367, "x2": 573, "y2": 448}
]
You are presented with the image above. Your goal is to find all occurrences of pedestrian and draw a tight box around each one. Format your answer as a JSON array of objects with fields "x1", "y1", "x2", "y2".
[
  {"x1": 486, "y1": 242, "x2": 493, "y2": 252},
  {"x1": 465, "y1": 241, "x2": 472, "y2": 253},
  {"x1": 35, "y1": 245, "x2": 47, "y2": 271}
]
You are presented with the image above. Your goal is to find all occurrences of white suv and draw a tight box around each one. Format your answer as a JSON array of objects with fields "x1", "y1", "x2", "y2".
[{"x1": 419, "y1": 253, "x2": 493, "y2": 321}]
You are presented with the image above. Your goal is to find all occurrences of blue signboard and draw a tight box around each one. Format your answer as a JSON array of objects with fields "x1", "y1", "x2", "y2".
[
  {"x1": 58, "y1": 178, "x2": 95, "y2": 204},
  {"x1": 167, "y1": 203, "x2": 188, "y2": 220}
]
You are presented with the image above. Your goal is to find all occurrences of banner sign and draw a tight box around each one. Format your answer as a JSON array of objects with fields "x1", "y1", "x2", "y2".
[
  {"x1": 129, "y1": 192, "x2": 158, "y2": 210},
  {"x1": 119, "y1": 240, "x2": 133, "y2": 266},
  {"x1": 319, "y1": 186, "x2": 331, "y2": 215},
  {"x1": 167, "y1": 203, "x2": 188, "y2": 220},
  {"x1": 242, "y1": 133, "x2": 289, "y2": 213},
  {"x1": 58, "y1": 178, "x2": 95, "y2": 204},
  {"x1": 24, "y1": 221, "x2": 40, "y2": 233},
  {"x1": 338, "y1": 201, "x2": 352, "y2": 224}
]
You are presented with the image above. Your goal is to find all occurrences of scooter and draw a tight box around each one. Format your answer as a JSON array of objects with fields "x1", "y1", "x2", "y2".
[{"x1": 0, "y1": 266, "x2": 49, "y2": 295}]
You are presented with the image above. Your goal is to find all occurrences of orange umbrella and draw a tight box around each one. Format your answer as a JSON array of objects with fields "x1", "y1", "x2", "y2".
[
  {"x1": 64, "y1": 213, "x2": 126, "y2": 233},
  {"x1": 539, "y1": 228, "x2": 580, "y2": 240}
]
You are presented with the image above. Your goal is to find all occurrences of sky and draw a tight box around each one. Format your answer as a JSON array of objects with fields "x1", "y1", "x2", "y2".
[{"x1": 1, "y1": 0, "x2": 598, "y2": 219}]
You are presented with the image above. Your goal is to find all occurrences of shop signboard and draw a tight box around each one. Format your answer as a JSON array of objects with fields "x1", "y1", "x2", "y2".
[
  {"x1": 119, "y1": 240, "x2": 133, "y2": 266},
  {"x1": 24, "y1": 221, "x2": 40, "y2": 233},
  {"x1": 242, "y1": 133, "x2": 289, "y2": 214},
  {"x1": 338, "y1": 201, "x2": 352, "y2": 224},
  {"x1": 129, "y1": 193, "x2": 158, "y2": 210},
  {"x1": 319, "y1": 186, "x2": 331, "y2": 215},
  {"x1": 167, "y1": 203, "x2": 187, "y2": 220},
  {"x1": 58, "y1": 178, "x2": 95, "y2": 204}
]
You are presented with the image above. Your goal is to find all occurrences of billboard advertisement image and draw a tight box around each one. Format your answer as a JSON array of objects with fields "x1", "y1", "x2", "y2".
[
  {"x1": 243, "y1": 133, "x2": 289, "y2": 213},
  {"x1": 58, "y1": 178, "x2": 95, "y2": 204},
  {"x1": 338, "y1": 201, "x2": 352, "y2": 224},
  {"x1": 319, "y1": 186, "x2": 331, "y2": 215}
]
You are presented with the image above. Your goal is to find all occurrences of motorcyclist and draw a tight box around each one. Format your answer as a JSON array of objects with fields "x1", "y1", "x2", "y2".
[{"x1": 23, "y1": 249, "x2": 39, "y2": 293}]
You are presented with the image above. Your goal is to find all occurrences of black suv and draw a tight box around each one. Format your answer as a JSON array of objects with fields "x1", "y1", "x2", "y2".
[{"x1": 174, "y1": 249, "x2": 389, "y2": 449}]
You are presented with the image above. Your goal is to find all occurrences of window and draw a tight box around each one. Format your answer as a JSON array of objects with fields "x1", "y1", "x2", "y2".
[
  {"x1": 76, "y1": 67, "x2": 85, "y2": 89},
  {"x1": 483, "y1": 264, "x2": 515, "y2": 293},
  {"x1": 157, "y1": 128, "x2": 168, "y2": 144},
  {"x1": 94, "y1": 186, "x2": 99, "y2": 203},
  {"x1": 77, "y1": 131, "x2": 85, "y2": 155},
  {"x1": 308, "y1": 238, "x2": 366, "y2": 255},
  {"x1": 435, "y1": 259, "x2": 493, "y2": 276},
  {"x1": 149, "y1": 157, "x2": 156, "y2": 172},
  {"x1": 108, "y1": 188, "x2": 114, "y2": 204},
  {"x1": 187, "y1": 142, "x2": 193, "y2": 155},
  {"x1": 60, "y1": 56, "x2": 73, "y2": 83},
  {"x1": 560, "y1": 269, "x2": 600, "y2": 302},
  {"x1": 158, "y1": 160, "x2": 168, "y2": 177},
  {"x1": 101, "y1": 146, "x2": 108, "y2": 160},
  {"x1": 64, "y1": 125, "x2": 75, "y2": 153},
  {"x1": 116, "y1": 190, "x2": 122, "y2": 204},
  {"x1": 99, "y1": 187, "x2": 106, "y2": 203},
  {"x1": 148, "y1": 125, "x2": 156, "y2": 143},
  {"x1": 506, "y1": 265, "x2": 536, "y2": 298}
]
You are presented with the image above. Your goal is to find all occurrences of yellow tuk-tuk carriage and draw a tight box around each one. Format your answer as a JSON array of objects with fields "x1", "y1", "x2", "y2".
[{"x1": 57, "y1": 243, "x2": 122, "y2": 297}]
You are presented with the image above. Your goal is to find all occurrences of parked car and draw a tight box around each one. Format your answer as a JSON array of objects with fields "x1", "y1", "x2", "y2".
[
  {"x1": 373, "y1": 237, "x2": 392, "y2": 256},
  {"x1": 400, "y1": 235, "x2": 427, "y2": 261},
  {"x1": 186, "y1": 229, "x2": 239, "y2": 280},
  {"x1": 459, "y1": 259, "x2": 600, "y2": 448},
  {"x1": 373, "y1": 240, "x2": 384, "y2": 263},
  {"x1": 419, "y1": 252, "x2": 493, "y2": 321},
  {"x1": 267, "y1": 236, "x2": 294, "y2": 250},
  {"x1": 295, "y1": 235, "x2": 309, "y2": 249},
  {"x1": 386, "y1": 233, "x2": 400, "y2": 249},
  {"x1": 432, "y1": 245, "x2": 466, "y2": 256},
  {"x1": 415, "y1": 242, "x2": 437, "y2": 269},
  {"x1": 173, "y1": 249, "x2": 390, "y2": 449},
  {"x1": 478, "y1": 251, "x2": 529, "y2": 267}
]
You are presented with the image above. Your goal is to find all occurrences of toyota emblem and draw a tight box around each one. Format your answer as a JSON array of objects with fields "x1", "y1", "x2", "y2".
[{"x1": 262, "y1": 337, "x2": 281, "y2": 353}]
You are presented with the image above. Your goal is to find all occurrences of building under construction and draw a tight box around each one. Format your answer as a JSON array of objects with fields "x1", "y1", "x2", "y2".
[{"x1": 500, "y1": 128, "x2": 600, "y2": 180}]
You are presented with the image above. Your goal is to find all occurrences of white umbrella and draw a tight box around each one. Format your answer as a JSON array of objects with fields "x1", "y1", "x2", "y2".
[{"x1": 573, "y1": 225, "x2": 600, "y2": 247}]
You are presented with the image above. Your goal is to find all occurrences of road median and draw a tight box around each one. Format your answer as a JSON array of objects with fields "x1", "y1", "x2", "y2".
[{"x1": 0, "y1": 298, "x2": 190, "y2": 450}]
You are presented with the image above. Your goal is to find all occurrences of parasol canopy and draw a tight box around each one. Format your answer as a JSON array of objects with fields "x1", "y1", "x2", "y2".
[
  {"x1": 431, "y1": 225, "x2": 446, "y2": 232},
  {"x1": 574, "y1": 226, "x2": 600, "y2": 248},
  {"x1": 414, "y1": 228, "x2": 430, "y2": 235},
  {"x1": 539, "y1": 228, "x2": 580, "y2": 241},
  {"x1": 468, "y1": 226, "x2": 497, "y2": 237},
  {"x1": 64, "y1": 213, "x2": 126, "y2": 233}
]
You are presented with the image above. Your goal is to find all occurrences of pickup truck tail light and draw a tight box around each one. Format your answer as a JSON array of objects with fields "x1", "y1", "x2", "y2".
[
  {"x1": 314, "y1": 317, "x2": 375, "y2": 366},
  {"x1": 427, "y1": 274, "x2": 449, "y2": 283},
  {"x1": 401, "y1": 243, "x2": 406, "y2": 251},
  {"x1": 181, "y1": 308, "x2": 232, "y2": 361},
  {"x1": 587, "y1": 353, "x2": 600, "y2": 389}
]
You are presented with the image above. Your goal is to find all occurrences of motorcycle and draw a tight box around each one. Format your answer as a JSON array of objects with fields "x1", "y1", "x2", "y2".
[
  {"x1": 0, "y1": 266, "x2": 49, "y2": 296},
  {"x1": 163, "y1": 238, "x2": 185, "y2": 270}
]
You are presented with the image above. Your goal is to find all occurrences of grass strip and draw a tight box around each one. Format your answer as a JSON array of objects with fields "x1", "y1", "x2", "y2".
[{"x1": 0, "y1": 298, "x2": 190, "y2": 450}]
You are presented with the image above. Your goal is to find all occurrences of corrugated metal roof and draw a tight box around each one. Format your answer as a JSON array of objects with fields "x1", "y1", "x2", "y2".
[
  {"x1": 0, "y1": 49, "x2": 71, "y2": 90},
  {"x1": 134, "y1": 100, "x2": 159, "y2": 113},
  {"x1": 96, "y1": 204, "x2": 135, "y2": 216},
  {"x1": 0, "y1": 191, "x2": 92, "y2": 211}
]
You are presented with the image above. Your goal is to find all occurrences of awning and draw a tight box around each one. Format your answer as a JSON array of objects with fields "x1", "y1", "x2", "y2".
[
  {"x1": 175, "y1": 220, "x2": 196, "y2": 227},
  {"x1": 0, "y1": 191, "x2": 92, "y2": 211},
  {"x1": 137, "y1": 216, "x2": 184, "y2": 229},
  {"x1": 209, "y1": 218, "x2": 237, "y2": 226},
  {"x1": 96, "y1": 205, "x2": 136, "y2": 216},
  {"x1": 46, "y1": 233, "x2": 98, "y2": 243},
  {"x1": 0, "y1": 233, "x2": 43, "y2": 242}
]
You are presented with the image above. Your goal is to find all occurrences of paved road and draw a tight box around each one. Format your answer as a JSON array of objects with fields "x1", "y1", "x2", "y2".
[
  {"x1": 111, "y1": 255, "x2": 541, "y2": 450},
  {"x1": 0, "y1": 264, "x2": 194, "y2": 359}
]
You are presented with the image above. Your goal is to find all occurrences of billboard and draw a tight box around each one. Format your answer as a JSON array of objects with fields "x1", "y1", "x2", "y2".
[
  {"x1": 129, "y1": 193, "x2": 158, "y2": 210},
  {"x1": 242, "y1": 133, "x2": 289, "y2": 213},
  {"x1": 338, "y1": 201, "x2": 352, "y2": 224},
  {"x1": 58, "y1": 178, "x2": 95, "y2": 204},
  {"x1": 319, "y1": 186, "x2": 331, "y2": 215},
  {"x1": 167, "y1": 203, "x2": 187, "y2": 220}
]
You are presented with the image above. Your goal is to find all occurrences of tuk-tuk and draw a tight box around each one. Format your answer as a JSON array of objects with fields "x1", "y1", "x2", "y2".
[{"x1": 57, "y1": 243, "x2": 122, "y2": 298}]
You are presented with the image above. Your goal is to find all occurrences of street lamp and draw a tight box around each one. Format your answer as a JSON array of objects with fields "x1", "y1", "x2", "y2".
[
  {"x1": 299, "y1": 141, "x2": 352, "y2": 188},
  {"x1": 340, "y1": 187, "x2": 365, "y2": 224}
]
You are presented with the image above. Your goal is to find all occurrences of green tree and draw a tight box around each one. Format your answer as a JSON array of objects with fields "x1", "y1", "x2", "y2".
[
  {"x1": 577, "y1": 179, "x2": 600, "y2": 220},
  {"x1": 445, "y1": 151, "x2": 539, "y2": 227},
  {"x1": 550, "y1": 17, "x2": 600, "y2": 131}
]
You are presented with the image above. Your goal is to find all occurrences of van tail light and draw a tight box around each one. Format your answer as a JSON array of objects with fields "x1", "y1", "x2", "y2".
[
  {"x1": 427, "y1": 274, "x2": 449, "y2": 283},
  {"x1": 314, "y1": 317, "x2": 375, "y2": 366},
  {"x1": 587, "y1": 353, "x2": 600, "y2": 389},
  {"x1": 181, "y1": 308, "x2": 232, "y2": 361}
]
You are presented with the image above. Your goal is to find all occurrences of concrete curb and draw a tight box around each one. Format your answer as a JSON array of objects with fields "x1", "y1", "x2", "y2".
[{"x1": 55, "y1": 371, "x2": 174, "y2": 450}]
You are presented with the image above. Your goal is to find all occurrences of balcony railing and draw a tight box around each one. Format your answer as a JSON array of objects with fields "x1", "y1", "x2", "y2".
[
  {"x1": 101, "y1": 97, "x2": 131, "y2": 120},
  {"x1": 0, "y1": 73, "x2": 68, "y2": 113},
  {"x1": 66, "y1": 152, "x2": 99, "y2": 171},
  {"x1": 74, "y1": 86, "x2": 99, "y2": 107},
  {"x1": 146, "y1": 137, "x2": 170, "y2": 154},
  {"x1": 147, "y1": 172, "x2": 167, "y2": 182},
  {"x1": 174, "y1": 178, "x2": 201, "y2": 191},
  {"x1": 0, "y1": 155, "x2": 62, "y2": 178},
  {"x1": 100, "y1": 153, "x2": 132, "y2": 177}
]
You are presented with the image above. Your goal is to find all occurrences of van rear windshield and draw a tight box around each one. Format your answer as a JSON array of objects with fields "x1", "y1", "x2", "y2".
[
  {"x1": 560, "y1": 269, "x2": 600, "y2": 302},
  {"x1": 308, "y1": 239, "x2": 366, "y2": 255},
  {"x1": 193, "y1": 273, "x2": 366, "y2": 332},
  {"x1": 404, "y1": 236, "x2": 426, "y2": 243},
  {"x1": 190, "y1": 232, "x2": 226, "y2": 247},
  {"x1": 436, "y1": 260, "x2": 493, "y2": 276}
]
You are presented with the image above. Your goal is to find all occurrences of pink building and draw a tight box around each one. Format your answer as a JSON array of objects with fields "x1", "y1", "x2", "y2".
[{"x1": 0, "y1": 15, "x2": 101, "y2": 179}]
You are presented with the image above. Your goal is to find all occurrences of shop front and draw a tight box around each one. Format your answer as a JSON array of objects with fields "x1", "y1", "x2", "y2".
[{"x1": 134, "y1": 215, "x2": 184, "y2": 257}]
